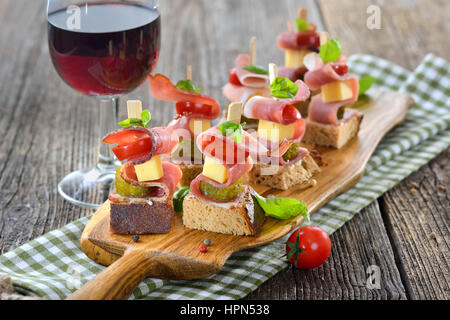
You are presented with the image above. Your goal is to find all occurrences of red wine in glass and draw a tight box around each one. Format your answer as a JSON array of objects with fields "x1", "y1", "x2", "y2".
[{"x1": 48, "y1": 2, "x2": 160, "y2": 96}]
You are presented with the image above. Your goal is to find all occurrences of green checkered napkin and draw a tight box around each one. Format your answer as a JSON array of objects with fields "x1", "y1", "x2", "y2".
[{"x1": 1, "y1": 54, "x2": 449, "y2": 300}]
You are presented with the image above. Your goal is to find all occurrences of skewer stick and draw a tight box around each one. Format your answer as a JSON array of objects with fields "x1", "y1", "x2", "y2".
[
  {"x1": 249, "y1": 37, "x2": 257, "y2": 65},
  {"x1": 320, "y1": 31, "x2": 330, "y2": 46},
  {"x1": 269, "y1": 63, "x2": 278, "y2": 84},
  {"x1": 227, "y1": 102, "x2": 243, "y2": 124},
  {"x1": 127, "y1": 100, "x2": 143, "y2": 119},
  {"x1": 186, "y1": 65, "x2": 193, "y2": 81},
  {"x1": 287, "y1": 19, "x2": 295, "y2": 32},
  {"x1": 297, "y1": 8, "x2": 308, "y2": 20}
]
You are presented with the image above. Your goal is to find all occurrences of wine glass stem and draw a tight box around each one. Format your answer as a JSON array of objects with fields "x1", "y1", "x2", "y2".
[{"x1": 97, "y1": 96, "x2": 119, "y2": 172}]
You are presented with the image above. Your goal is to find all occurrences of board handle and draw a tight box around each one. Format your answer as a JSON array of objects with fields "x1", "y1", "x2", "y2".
[{"x1": 67, "y1": 249, "x2": 156, "y2": 300}]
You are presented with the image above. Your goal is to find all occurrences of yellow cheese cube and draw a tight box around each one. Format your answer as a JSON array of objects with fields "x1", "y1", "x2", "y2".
[
  {"x1": 127, "y1": 100, "x2": 143, "y2": 119},
  {"x1": 202, "y1": 157, "x2": 228, "y2": 184},
  {"x1": 257, "y1": 120, "x2": 295, "y2": 143},
  {"x1": 285, "y1": 49, "x2": 309, "y2": 69},
  {"x1": 134, "y1": 155, "x2": 164, "y2": 182},
  {"x1": 321, "y1": 80, "x2": 353, "y2": 103},
  {"x1": 189, "y1": 118, "x2": 211, "y2": 136}
]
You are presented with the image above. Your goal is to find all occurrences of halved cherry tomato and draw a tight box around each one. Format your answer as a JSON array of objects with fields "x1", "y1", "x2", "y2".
[
  {"x1": 296, "y1": 31, "x2": 320, "y2": 48},
  {"x1": 176, "y1": 101, "x2": 217, "y2": 118},
  {"x1": 103, "y1": 129, "x2": 153, "y2": 162},
  {"x1": 112, "y1": 137, "x2": 152, "y2": 162},
  {"x1": 281, "y1": 104, "x2": 302, "y2": 124},
  {"x1": 286, "y1": 225, "x2": 331, "y2": 269},
  {"x1": 229, "y1": 68, "x2": 243, "y2": 86},
  {"x1": 331, "y1": 63, "x2": 349, "y2": 76}
]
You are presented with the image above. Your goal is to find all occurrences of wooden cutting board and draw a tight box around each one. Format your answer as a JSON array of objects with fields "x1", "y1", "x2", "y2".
[{"x1": 68, "y1": 89, "x2": 414, "y2": 300}]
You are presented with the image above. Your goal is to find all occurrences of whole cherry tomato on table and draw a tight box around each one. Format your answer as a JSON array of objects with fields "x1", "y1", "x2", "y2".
[{"x1": 286, "y1": 225, "x2": 331, "y2": 269}]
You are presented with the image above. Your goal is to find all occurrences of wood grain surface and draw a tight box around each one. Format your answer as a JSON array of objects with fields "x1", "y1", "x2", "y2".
[{"x1": 0, "y1": 0, "x2": 448, "y2": 300}]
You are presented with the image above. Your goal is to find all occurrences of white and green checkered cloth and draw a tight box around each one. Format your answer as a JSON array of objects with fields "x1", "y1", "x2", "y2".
[{"x1": 1, "y1": 54, "x2": 449, "y2": 300}]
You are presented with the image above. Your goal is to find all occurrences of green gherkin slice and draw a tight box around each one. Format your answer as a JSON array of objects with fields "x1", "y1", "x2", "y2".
[
  {"x1": 282, "y1": 143, "x2": 300, "y2": 162},
  {"x1": 115, "y1": 167, "x2": 150, "y2": 197},
  {"x1": 200, "y1": 178, "x2": 244, "y2": 201}
]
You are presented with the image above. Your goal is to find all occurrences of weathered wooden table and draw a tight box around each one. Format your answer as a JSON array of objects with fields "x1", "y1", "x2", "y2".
[{"x1": 0, "y1": 0, "x2": 448, "y2": 300}]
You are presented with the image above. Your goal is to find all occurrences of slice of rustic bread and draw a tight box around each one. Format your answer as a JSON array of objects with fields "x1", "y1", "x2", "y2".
[
  {"x1": 110, "y1": 197, "x2": 174, "y2": 235},
  {"x1": 248, "y1": 153, "x2": 320, "y2": 190},
  {"x1": 302, "y1": 113, "x2": 363, "y2": 149},
  {"x1": 182, "y1": 186, "x2": 266, "y2": 236},
  {"x1": 179, "y1": 163, "x2": 203, "y2": 187}
]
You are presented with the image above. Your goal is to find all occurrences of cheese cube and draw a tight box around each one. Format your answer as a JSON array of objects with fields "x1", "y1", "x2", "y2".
[
  {"x1": 127, "y1": 100, "x2": 143, "y2": 119},
  {"x1": 321, "y1": 80, "x2": 353, "y2": 103},
  {"x1": 285, "y1": 49, "x2": 309, "y2": 69},
  {"x1": 257, "y1": 120, "x2": 295, "y2": 143},
  {"x1": 202, "y1": 157, "x2": 228, "y2": 184},
  {"x1": 134, "y1": 155, "x2": 164, "y2": 182},
  {"x1": 189, "y1": 118, "x2": 211, "y2": 136}
]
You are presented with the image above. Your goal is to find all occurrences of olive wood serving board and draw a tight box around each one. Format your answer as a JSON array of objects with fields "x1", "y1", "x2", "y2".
[{"x1": 68, "y1": 89, "x2": 414, "y2": 300}]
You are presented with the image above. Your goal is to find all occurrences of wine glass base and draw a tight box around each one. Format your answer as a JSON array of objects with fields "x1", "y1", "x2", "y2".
[{"x1": 58, "y1": 167, "x2": 116, "y2": 210}]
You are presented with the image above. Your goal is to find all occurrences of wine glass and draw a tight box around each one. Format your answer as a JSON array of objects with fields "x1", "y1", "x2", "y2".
[{"x1": 47, "y1": 0, "x2": 161, "y2": 209}]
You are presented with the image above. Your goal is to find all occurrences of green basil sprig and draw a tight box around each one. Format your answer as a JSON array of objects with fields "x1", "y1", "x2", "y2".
[
  {"x1": 242, "y1": 64, "x2": 269, "y2": 75},
  {"x1": 319, "y1": 38, "x2": 342, "y2": 63},
  {"x1": 296, "y1": 18, "x2": 309, "y2": 31},
  {"x1": 176, "y1": 80, "x2": 202, "y2": 93},
  {"x1": 270, "y1": 77, "x2": 299, "y2": 99},
  {"x1": 118, "y1": 110, "x2": 151, "y2": 128},
  {"x1": 358, "y1": 75, "x2": 378, "y2": 97},
  {"x1": 254, "y1": 193, "x2": 310, "y2": 221},
  {"x1": 218, "y1": 121, "x2": 246, "y2": 144},
  {"x1": 173, "y1": 186, "x2": 190, "y2": 213}
]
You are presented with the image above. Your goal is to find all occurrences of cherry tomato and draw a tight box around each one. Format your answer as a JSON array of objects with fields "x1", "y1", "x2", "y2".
[
  {"x1": 281, "y1": 104, "x2": 302, "y2": 124},
  {"x1": 229, "y1": 68, "x2": 242, "y2": 86},
  {"x1": 103, "y1": 129, "x2": 153, "y2": 162},
  {"x1": 296, "y1": 31, "x2": 320, "y2": 48},
  {"x1": 286, "y1": 225, "x2": 331, "y2": 269},
  {"x1": 331, "y1": 63, "x2": 348, "y2": 76},
  {"x1": 176, "y1": 101, "x2": 216, "y2": 118}
]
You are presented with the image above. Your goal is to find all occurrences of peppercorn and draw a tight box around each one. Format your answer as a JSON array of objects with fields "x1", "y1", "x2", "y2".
[
  {"x1": 199, "y1": 243, "x2": 207, "y2": 253},
  {"x1": 203, "y1": 238, "x2": 211, "y2": 246},
  {"x1": 132, "y1": 235, "x2": 140, "y2": 243}
]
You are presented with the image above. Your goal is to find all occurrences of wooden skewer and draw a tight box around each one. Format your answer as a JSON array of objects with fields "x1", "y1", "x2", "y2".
[
  {"x1": 127, "y1": 100, "x2": 143, "y2": 119},
  {"x1": 249, "y1": 37, "x2": 257, "y2": 65},
  {"x1": 297, "y1": 8, "x2": 308, "y2": 20},
  {"x1": 287, "y1": 19, "x2": 295, "y2": 32},
  {"x1": 320, "y1": 31, "x2": 330, "y2": 46},
  {"x1": 227, "y1": 102, "x2": 243, "y2": 124},
  {"x1": 186, "y1": 65, "x2": 193, "y2": 81},
  {"x1": 268, "y1": 63, "x2": 278, "y2": 84}
]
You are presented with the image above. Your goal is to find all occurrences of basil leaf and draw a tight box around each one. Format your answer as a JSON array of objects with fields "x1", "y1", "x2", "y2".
[
  {"x1": 118, "y1": 118, "x2": 146, "y2": 128},
  {"x1": 254, "y1": 193, "x2": 310, "y2": 221},
  {"x1": 141, "y1": 110, "x2": 151, "y2": 127},
  {"x1": 173, "y1": 186, "x2": 190, "y2": 213},
  {"x1": 319, "y1": 38, "x2": 342, "y2": 63},
  {"x1": 242, "y1": 64, "x2": 269, "y2": 75},
  {"x1": 296, "y1": 18, "x2": 309, "y2": 31},
  {"x1": 218, "y1": 121, "x2": 245, "y2": 144},
  {"x1": 270, "y1": 77, "x2": 299, "y2": 99},
  {"x1": 358, "y1": 75, "x2": 377, "y2": 97},
  {"x1": 176, "y1": 80, "x2": 202, "y2": 93}
]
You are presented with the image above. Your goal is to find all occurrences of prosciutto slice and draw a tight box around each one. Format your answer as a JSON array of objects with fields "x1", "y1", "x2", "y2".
[
  {"x1": 149, "y1": 73, "x2": 220, "y2": 119},
  {"x1": 308, "y1": 93, "x2": 360, "y2": 125},
  {"x1": 103, "y1": 126, "x2": 179, "y2": 164},
  {"x1": 278, "y1": 66, "x2": 308, "y2": 82},
  {"x1": 234, "y1": 54, "x2": 270, "y2": 89},
  {"x1": 120, "y1": 161, "x2": 182, "y2": 199},
  {"x1": 304, "y1": 53, "x2": 351, "y2": 90},
  {"x1": 243, "y1": 80, "x2": 310, "y2": 125},
  {"x1": 277, "y1": 30, "x2": 320, "y2": 51},
  {"x1": 222, "y1": 83, "x2": 271, "y2": 103}
]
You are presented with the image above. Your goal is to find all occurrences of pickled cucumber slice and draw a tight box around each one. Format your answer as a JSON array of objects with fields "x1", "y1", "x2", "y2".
[
  {"x1": 200, "y1": 178, "x2": 244, "y2": 201},
  {"x1": 115, "y1": 167, "x2": 150, "y2": 197},
  {"x1": 282, "y1": 143, "x2": 300, "y2": 162}
]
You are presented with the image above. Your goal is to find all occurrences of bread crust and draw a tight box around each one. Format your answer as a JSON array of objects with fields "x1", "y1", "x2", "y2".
[
  {"x1": 182, "y1": 187, "x2": 266, "y2": 236},
  {"x1": 248, "y1": 154, "x2": 320, "y2": 190},
  {"x1": 110, "y1": 197, "x2": 174, "y2": 235},
  {"x1": 302, "y1": 112, "x2": 363, "y2": 149}
]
